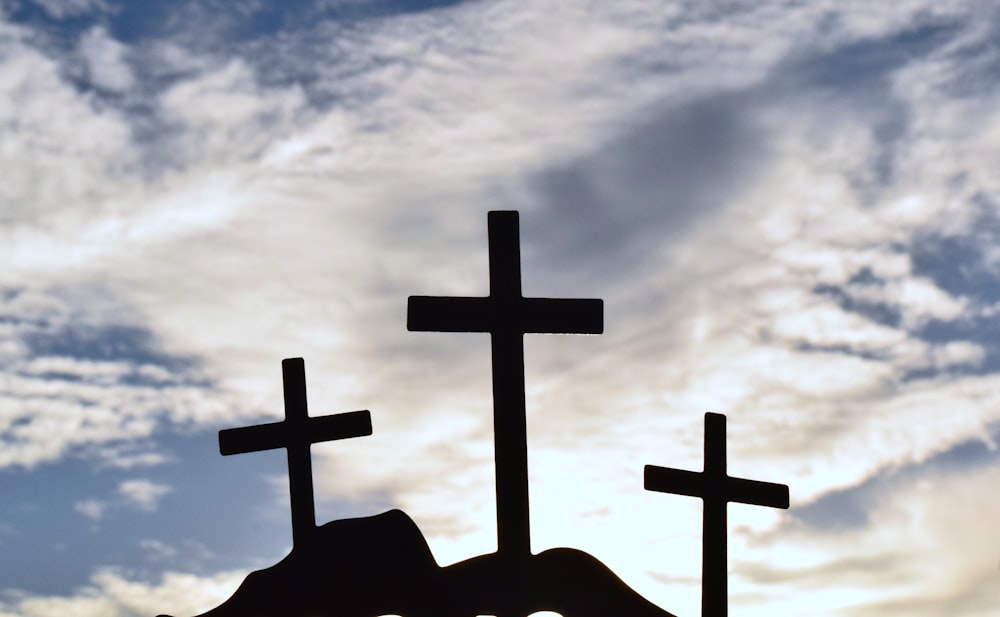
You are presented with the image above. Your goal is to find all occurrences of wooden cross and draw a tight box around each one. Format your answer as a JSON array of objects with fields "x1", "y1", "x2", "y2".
[
  {"x1": 408, "y1": 210, "x2": 603, "y2": 560},
  {"x1": 218, "y1": 357, "x2": 373, "y2": 547},
  {"x1": 644, "y1": 412, "x2": 789, "y2": 617}
]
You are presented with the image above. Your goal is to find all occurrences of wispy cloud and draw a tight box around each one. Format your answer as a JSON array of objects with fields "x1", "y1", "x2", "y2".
[
  {"x1": 0, "y1": 568, "x2": 246, "y2": 617},
  {"x1": 72, "y1": 479, "x2": 174, "y2": 525},
  {"x1": 117, "y1": 479, "x2": 172, "y2": 512},
  {"x1": 73, "y1": 499, "x2": 106, "y2": 522},
  {"x1": 32, "y1": 0, "x2": 106, "y2": 20},
  {"x1": 731, "y1": 463, "x2": 1000, "y2": 616}
]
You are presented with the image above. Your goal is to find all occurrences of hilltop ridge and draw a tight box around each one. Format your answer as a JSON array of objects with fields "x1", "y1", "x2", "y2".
[{"x1": 157, "y1": 509, "x2": 677, "y2": 617}]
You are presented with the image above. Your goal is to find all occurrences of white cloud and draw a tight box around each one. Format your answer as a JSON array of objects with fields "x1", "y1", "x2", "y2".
[
  {"x1": 0, "y1": 372, "x2": 228, "y2": 469},
  {"x1": 730, "y1": 463, "x2": 1000, "y2": 617},
  {"x1": 12, "y1": 595, "x2": 120, "y2": 617},
  {"x1": 0, "y1": 285, "x2": 238, "y2": 469},
  {"x1": 73, "y1": 499, "x2": 106, "y2": 522},
  {"x1": 768, "y1": 299, "x2": 910, "y2": 352},
  {"x1": 19, "y1": 356, "x2": 131, "y2": 383},
  {"x1": 0, "y1": 569, "x2": 246, "y2": 617},
  {"x1": 85, "y1": 444, "x2": 173, "y2": 470},
  {"x1": 32, "y1": 0, "x2": 105, "y2": 20},
  {"x1": 138, "y1": 539, "x2": 178, "y2": 561},
  {"x1": 77, "y1": 27, "x2": 134, "y2": 93},
  {"x1": 0, "y1": 30, "x2": 135, "y2": 230},
  {"x1": 117, "y1": 479, "x2": 172, "y2": 512},
  {"x1": 158, "y1": 59, "x2": 308, "y2": 166},
  {"x1": 932, "y1": 341, "x2": 986, "y2": 370},
  {"x1": 888, "y1": 277, "x2": 967, "y2": 329}
]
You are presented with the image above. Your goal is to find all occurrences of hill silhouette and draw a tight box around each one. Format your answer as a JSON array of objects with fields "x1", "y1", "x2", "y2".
[{"x1": 157, "y1": 509, "x2": 677, "y2": 617}]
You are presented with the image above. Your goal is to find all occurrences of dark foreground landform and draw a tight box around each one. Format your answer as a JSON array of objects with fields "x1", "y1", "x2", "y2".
[{"x1": 156, "y1": 509, "x2": 677, "y2": 617}]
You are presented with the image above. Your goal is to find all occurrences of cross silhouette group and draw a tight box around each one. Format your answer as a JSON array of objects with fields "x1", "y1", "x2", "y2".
[{"x1": 217, "y1": 211, "x2": 790, "y2": 617}]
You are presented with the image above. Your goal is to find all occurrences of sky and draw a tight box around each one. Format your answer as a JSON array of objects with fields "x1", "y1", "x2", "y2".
[{"x1": 1, "y1": 0, "x2": 1000, "y2": 615}]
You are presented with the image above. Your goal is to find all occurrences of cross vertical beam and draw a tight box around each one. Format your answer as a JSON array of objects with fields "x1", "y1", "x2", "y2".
[
  {"x1": 219, "y1": 358, "x2": 373, "y2": 548},
  {"x1": 408, "y1": 211, "x2": 603, "y2": 563},
  {"x1": 488, "y1": 211, "x2": 530, "y2": 561},
  {"x1": 282, "y1": 358, "x2": 315, "y2": 541},
  {"x1": 644, "y1": 412, "x2": 789, "y2": 617}
]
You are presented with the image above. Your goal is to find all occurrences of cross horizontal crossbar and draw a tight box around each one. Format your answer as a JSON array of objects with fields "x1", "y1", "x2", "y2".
[
  {"x1": 643, "y1": 466, "x2": 789, "y2": 509},
  {"x1": 219, "y1": 410, "x2": 373, "y2": 456},
  {"x1": 408, "y1": 296, "x2": 603, "y2": 334}
]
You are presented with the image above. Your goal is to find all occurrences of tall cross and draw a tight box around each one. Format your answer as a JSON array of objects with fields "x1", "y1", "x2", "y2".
[
  {"x1": 644, "y1": 412, "x2": 789, "y2": 617},
  {"x1": 219, "y1": 357, "x2": 373, "y2": 548},
  {"x1": 408, "y1": 210, "x2": 603, "y2": 560}
]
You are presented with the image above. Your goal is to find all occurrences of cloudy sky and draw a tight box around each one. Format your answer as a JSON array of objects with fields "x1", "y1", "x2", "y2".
[{"x1": 2, "y1": 0, "x2": 1000, "y2": 615}]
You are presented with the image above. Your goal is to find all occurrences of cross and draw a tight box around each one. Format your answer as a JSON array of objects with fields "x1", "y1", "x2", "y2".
[
  {"x1": 218, "y1": 357, "x2": 373, "y2": 548},
  {"x1": 644, "y1": 412, "x2": 789, "y2": 617},
  {"x1": 408, "y1": 210, "x2": 603, "y2": 560}
]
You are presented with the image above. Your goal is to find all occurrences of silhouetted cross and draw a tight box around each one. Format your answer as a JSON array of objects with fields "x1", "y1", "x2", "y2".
[
  {"x1": 219, "y1": 357, "x2": 372, "y2": 547},
  {"x1": 408, "y1": 210, "x2": 603, "y2": 560},
  {"x1": 644, "y1": 412, "x2": 789, "y2": 617}
]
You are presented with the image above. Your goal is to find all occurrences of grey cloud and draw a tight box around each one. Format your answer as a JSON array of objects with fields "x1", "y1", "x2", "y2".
[
  {"x1": 845, "y1": 570, "x2": 1000, "y2": 617},
  {"x1": 524, "y1": 93, "x2": 768, "y2": 287},
  {"x1": 735, "y1": 553, "x2": 908, "y2": 588},
  {"x1": 520, "y1": 18, "x2": 966, "y2": 289},
  {"x1": 789, "y1": 479, "x2": 875, "y2": 531},
  {"x1": 766, "y1": 19, "x2": 960, "y2": 97},
  {"x1": 788, "y1": 429, "x2": 1000, "y2": 532},
  {"x1": 77, "y1": 26, "x2": 134, "y2": 93},
  {"x1": 933, "y1": 14, "x2": 1000, "y2": 99},
  {"x1": 759, "y1": 19, "x2": 961, "y2": 201},
  {"x1": 910, "y1": 195, "x2": 1000, "y2": 306}
]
